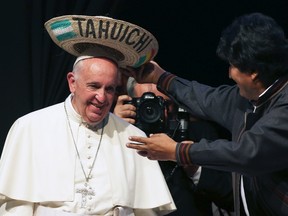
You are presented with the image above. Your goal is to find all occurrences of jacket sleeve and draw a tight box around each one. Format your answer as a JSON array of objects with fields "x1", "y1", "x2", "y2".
[{"x1": 157, "y1": 73, "x2": 239, "y2": 129}]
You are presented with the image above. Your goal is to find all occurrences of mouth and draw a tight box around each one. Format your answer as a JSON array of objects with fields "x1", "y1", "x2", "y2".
[
  {"x1": 86, "y1": 102, "x2": 103, "y2": 123},
  {"x1": 90, "y1": 102, "x2": 103, "y2": 110}
]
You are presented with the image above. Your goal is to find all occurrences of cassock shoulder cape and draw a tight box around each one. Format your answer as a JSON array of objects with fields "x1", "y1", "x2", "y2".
[{"x1": 0, "y1": 96, "x2": 175, "y2": 213}]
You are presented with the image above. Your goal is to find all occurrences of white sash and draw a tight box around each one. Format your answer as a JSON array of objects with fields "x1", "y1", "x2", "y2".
[{"x1": 33, "y1": 205, "x2": 135, "y2": 216}]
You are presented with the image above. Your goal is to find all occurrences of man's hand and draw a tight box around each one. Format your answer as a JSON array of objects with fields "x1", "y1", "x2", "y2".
[
  {"x1": 113, "y1": 95, "x2": 137, "y2": 124},
  {"x1": 126, "y1": 133, "x2": 178, "y2": 161},
  {"x1": 123, "y1": 61, "x2": 166, "y2": 84}
]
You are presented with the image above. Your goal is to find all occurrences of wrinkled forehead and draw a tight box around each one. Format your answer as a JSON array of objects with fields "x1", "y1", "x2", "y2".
[{"x1": 74, "y1": 58, "x2": 119, "y2": 84}]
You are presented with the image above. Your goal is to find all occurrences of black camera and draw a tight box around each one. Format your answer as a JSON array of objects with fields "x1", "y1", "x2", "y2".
[{"x1": 124, "y1": 92, "x2": 166, "y2": 135}]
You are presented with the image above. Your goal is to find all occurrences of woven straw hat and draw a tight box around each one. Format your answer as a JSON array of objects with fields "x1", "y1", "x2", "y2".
[{"x1": 44, "y1": 15, "x2": 159, "y2": 68}]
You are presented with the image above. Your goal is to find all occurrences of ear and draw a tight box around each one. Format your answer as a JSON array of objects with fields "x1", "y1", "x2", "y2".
[
  {"x1": 251, "y1": 72, "x2": 258, "y2": 81},
  {"x1": 67, "y1": 72, "x2": 76, "y2": 93}
]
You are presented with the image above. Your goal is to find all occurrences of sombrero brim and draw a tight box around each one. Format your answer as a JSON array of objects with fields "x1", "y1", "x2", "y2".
[{"x1": 44, "y1": 15, "x2": 159, "y2": 68}]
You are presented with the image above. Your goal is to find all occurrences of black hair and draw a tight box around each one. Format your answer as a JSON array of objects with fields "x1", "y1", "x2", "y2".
[{"x1": 216, "y1": 12, "x2": 288, "y2": 87}]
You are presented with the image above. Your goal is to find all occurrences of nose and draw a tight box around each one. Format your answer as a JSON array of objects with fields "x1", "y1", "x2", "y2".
[
  {"x1": 228, "y1": 65, "x2": 233, "y2": 79},
  {"x1": 95, "y1": 89, "x2": 106, "y2": 103}
]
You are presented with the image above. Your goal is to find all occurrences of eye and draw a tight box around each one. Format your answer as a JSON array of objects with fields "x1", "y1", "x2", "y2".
[
  {"x1": 105, "y1": 86, "x2": 116, "y2": 94},
  {"x1": 87, "y1": 84, "x2": 100, "y2": 90}
]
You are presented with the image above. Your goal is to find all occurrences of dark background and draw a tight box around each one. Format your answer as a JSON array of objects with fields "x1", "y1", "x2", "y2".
[{"x1": 1, "y1": 0, "x2": 287, "y2": 151}]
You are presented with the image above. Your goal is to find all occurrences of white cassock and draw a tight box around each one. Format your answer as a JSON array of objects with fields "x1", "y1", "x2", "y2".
[{"x1": 0, "y1": 95, "x2": 176, "y2": 216}]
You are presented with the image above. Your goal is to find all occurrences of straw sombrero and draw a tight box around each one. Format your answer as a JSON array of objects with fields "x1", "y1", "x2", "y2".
[{"x1": 44, "y1": 15, "x2": 159, "y2": 68}]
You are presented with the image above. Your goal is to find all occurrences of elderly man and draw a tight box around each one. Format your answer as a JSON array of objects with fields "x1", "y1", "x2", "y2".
[{"x1": 0, "y1": 15, "x2": 175, "y2": 216}]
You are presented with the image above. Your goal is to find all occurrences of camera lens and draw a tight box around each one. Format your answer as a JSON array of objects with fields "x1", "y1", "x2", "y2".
[{"x1": 139, "y1": 101, "x2": 162, "y2": 123}]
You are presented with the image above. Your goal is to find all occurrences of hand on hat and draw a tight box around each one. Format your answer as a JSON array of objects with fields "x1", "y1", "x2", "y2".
[{"x1": 124, "y1": 61, "x2": 165, "y2": 85}]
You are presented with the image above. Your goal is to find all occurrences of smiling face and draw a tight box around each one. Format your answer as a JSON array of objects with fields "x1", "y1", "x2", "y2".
[{"x1": 67, "y1": 57, "x2": 118, "y2": 125}]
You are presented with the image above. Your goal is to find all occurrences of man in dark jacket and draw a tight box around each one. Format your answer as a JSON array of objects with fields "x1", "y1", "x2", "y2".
[
  {"x1": 114, "y1": 77, "x2": 233, "y2": 215},
  {"x1": 126, "y1": 12, "x2": 288, "y2": 216}
]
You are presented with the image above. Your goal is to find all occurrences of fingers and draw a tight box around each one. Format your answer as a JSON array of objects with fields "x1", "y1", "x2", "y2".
[
  {"x1": 128, "y1": 136, "x2": 148, "y2": 144},
  {"x1": 137, "y1": 150, "x2": 148, "y2": 157},
  {"x1": 123, "y1": 117, "x2": 136, "y2": 124},
  {"x1": 125, "y1": 63, "x2": 155, "y2": 84},
  {"x1": 123, "y1": 66, "x2": 143, "y2": 82},
  {"x1": 126, "y1": 136, "x2": 148, "y2": 151},
  {"x1": 116, "y1": 95, "x2": 132, "y2": 105},
  {"x1": 128, "y1": 143, "x2": 154, "y2": 160},
  {"x1": 123, "y1": 60, "x2": 167, "y2": 84},
  {"x1": 113, "y1": 94, "x2": 136, "y2": 121},
  {"x1": 120, "y1": 67, "x2": 137, "y2": 78},
  {"x1": 114, "y1": 109, "x2": 136, "y2": 122},
  {"x1": 126, "y1": 142, "x2": 147, "y2": 154}
]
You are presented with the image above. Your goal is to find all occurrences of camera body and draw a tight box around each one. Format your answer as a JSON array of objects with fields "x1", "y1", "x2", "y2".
[
  {"x1": 124, "y1": 92, "x2": 190, "y2": 141},
  {"x1": 124, "y1": 92, "x2": 166, "y2": 135}
]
